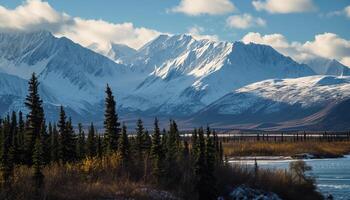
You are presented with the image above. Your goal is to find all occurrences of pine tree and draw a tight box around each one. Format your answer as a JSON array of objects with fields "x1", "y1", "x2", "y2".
[
  {"x1": 58, "y1": 106, "x2": 75, "y2": 162},
  {"x1": 24, "y1": 73, "x2": 44, "y2": 165},
  {"x1": 194, "y1": 127, "x2": 209, "y2": 200},
  {"x1": 39, "y1": 121, "x2": 50, "y2": 164},
  {"x1": 76, "y1": 123, "x2": 86, "y2": 160},
  {"x1": 104, "y1": 84, "x2": 120, "y2": 154},
  {"x1": 164, "y1": 120, "x2": 181, "y2": 186},
  {"x1": 32, "y1": 137, "x2": 44, "y2": 196},
  {"x1": 150, "y1": 118, "x2": 163, "y2": 181},
  {"x1": 17, "y1": 111, "x2": 25, "y2": 164},
  {"x1": 0, "y1": 117, "x2": 13, "y2": 186},
  {"x1": 135, "y1": 118, "x2": 144, "y2": 157},
  {"x1": 9, "y1": 111, "x2": 19, "y2": 165},
  {"x1": 50, "y1": 124, "x2": 59, "y2": 163},
  {"x1": 205, "y1": 127, "x2": 217, "y2": 199},
  {"x1": 118, "y1": 123, "x2": 130, "y2": 168},
  {"x1": 86, "y1": 123, "x2": 96, "y2": 158},
  {"x1": 96, "y1": 135, "x2": 102, "y2": 158}
]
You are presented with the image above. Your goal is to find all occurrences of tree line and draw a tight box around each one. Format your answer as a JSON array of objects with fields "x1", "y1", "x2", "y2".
[{"x1": 0, "y1": 73, "x2": 224, "y2": 200}]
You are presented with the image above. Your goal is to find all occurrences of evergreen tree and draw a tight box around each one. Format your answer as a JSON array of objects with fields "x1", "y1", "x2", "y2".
[
  {"x1": 86, "y1": 123, "x2": 96, "y2": 158},
  {"x1": 17, "y1": 111, "x2": 25, "y2": 164},
  {"x1": 135, "y1": 118, "x2": 144, "y2": 157},
  {"x1": 32, "y1": 137, "x2": 44, "y2": 196},
  {"x1": 164, "y1": 120, "x2": 181, "y2": 186},
  {"x1": 24, "y1": 73, "x2": 44, "y2": 165},
  {"x1": 194, "y1": 127, "x2": 210, "y2": 200},
  {"x1": 9, "y1": 111, "x2": 19, "y2": 165},
  {"x1": 0, "y1": 118, "x2": 13, "y2": 186},
  {"x1": 76, "y1": 123, "x2": 86, "y2": 160},
  {"x1": 57, "y1": 107, "x2": 75, "y2": 162},
  {"x1": 50, "y1": 124, "x2": 59, "y2": 163},
  {"x1": 39, "y1": 121, "x2": 50, "y2": 164},
  {"x1": 150, "y1": 118, "x2": 163, "y2": 181},
  {"x1": 96, "y1": 135, "x2": 102, "y2": 158},
  {"x1": 117, "y1": 123, "x2": 130, "y2": 168},
  {"x1": 205, "y1": 127, "x2": 217, "y2": 199},
  {"x1": 104, "y1": 84, "x2": 120, "y2": 154}
]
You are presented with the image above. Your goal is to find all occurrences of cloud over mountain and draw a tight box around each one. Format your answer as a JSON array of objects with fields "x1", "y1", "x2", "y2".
[
  {"x1": 242, "y1": 32, "x2": 350, "y2": 66},
  {"x1": 170, "y1": 0, "x2": 236, "y2": 16},
  {"x1": 252, "y1": 0, "x2": 316, "y2": 14},
  {"x1": 0, "y1": 0, "x2": 160, "y2": 55}
]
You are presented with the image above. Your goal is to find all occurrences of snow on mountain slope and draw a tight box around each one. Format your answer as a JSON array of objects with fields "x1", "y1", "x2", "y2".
[
  {"x1": 303, "y1": 57, "x2": 350, "y2": 76},
  {"x1": 120, "y1": 35, "x2": 315, "y2": 116},
  {"x1": 107, "y1": 43, "x2": 137, "y2": 63},
  {"x1": 191, "y1": 75, "x2": 350, "y2": 128},
  {"x1": 0, "y1": 31, "x2": 138, "y2": 108}
]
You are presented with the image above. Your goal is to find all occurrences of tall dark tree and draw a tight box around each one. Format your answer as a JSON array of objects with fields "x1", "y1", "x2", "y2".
[
  {"x1": 50, "y1": 124, "x2": 59, "y2": 163},
  {"x1": 205, "y1": 127, "x2": 217, "y2": 199},
  {"x1": 86, "y1": 123, "x2": 96, "y2": 158},
  {"x1": 57, "y1": 106, "x2": 75, "y2": 162},
  {"x1": 117, "y1": 123, "x2": 130, "y2": 168},
  {"x1": 104, "y1": 84, "x2": 120, "y2": 154},
  {"x1": 194, "y1": 127, "x2": 209, "y2": 200},
  {"x1": 24, "y1": 73, "x2": 44, "y2": 165},
  {"x1": 32, "y1": 137, "x2": 44, "y2": 196},
  {"x1": 150, "y1": 118, "x2": 163, "y2": 181},
  {"x1": 76, "y1": 123, "x2": 86, "y2": 160},
  {"x1": 17, "y1": 111, "x2": 25, "y2": 164},
  {"x1": 135, "y1": 119, "x2": 145, "y2": 160},
  {"x1": 0, "y1": 118, "x2": 13, "y2": 186},
  {"x1": 9, "y1": 111, "x2": 19, "y2": 165}
]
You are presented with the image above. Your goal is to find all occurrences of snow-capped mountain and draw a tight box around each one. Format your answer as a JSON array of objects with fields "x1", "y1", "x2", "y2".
[
  {"x1": 0, "y1": 31, "x2": 137, "y2": 121},
  {"x1": 303, "y1": 57, "x2": 350, "y2": 76},
  {"x1": 1, "y1": 31, "x2": 348, "y2": 130},
  {"x1": 191, "y1": 76, "x2": 350, "y2": 130},
  {"x1": 119, "y1": 34, "x2": 315, "y2": 116}
]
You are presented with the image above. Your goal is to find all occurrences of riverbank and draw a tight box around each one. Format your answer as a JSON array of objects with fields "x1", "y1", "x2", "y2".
[{"x1": 223, "y1": 141, "x2": 350, "y2": 158}]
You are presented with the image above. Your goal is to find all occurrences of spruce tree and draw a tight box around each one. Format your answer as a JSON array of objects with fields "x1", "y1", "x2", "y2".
[
  {"x1": 118, "y1": 123, "x2": 130, "y2": 168},
  {"x1": 17, "y1": 111, "x2": 25, "y2": 164},
  {"x1": 104, "y1": 84, "x2": 120, "y2": 154},
  {"x1": 86, "y1": 123, "x2": 96, "y2": 158},
  {"x1": 24, "y1": 73, "x2": 44, "y2": 165},
  {"x1": 32, "y1": 137, "x2": 44, "y2": 195},
  {"x1": 76, "y1": 123, "x2": 86, "y2": 160},
  {"x1": 0, "y1": 118, "x2": 13, "y2": 186},
  {"x1": 58, "y1": 106, "x2": 75, "y2": 162},
  {"x1": 9, "y1": 111, "x2": 19, "y2": 165},
  {"x1": 135, "y1": 119, "x2": 145, "y2": 161},
  {"x1": 194, "y1": 127, "x2": 209, "y2": 200},
  {"x1": 150, "y1": 118, "x2": 163, "y2": 181},
  {"x1": 50, "y1": 124, "x2": 59, "y2": 163},
  {"x1": 205, "y1": 127, "x2": 217, "y2": 199}
]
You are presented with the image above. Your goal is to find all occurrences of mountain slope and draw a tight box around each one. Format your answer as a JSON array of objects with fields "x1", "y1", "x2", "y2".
[
  {"x1": 303, "y1": 57, "x2": 350, "y2": 76},
  {"x1": 191, "y1": 75, "x2": 350, "y2": 130},
  {"x1": 120, "y1": 35, "x2": 315, "y2": 116}
]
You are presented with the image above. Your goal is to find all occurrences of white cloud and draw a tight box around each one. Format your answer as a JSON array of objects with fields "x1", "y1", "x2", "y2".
[
  {"x1": 187, "y1": 26, "x2": 219, "y2": 41},
  {"x1": 346, "y1": 6, "x2": 350, "y2": 18},
  {"x1": 327, "y1": 5, "x2": 350, "y2": 19},
  {"x1": 252, "y1": 0, "x2": 316, "y2": 14},
  {"x1": 242, "y1": 32, "x2": 350, "y2": 66},
  {"x1": 170, "y1": 0, "x2": 235, "y2": 16},
  {"x1": 226, "y1": 14, "x2": 266, "y2": 29},
  {"x1": 0, "y1": 0, "x2": 161, "y2": 55}
]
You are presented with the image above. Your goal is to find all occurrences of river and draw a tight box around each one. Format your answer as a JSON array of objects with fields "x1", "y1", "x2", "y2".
[{"x1": 230, "y1": 155, "x2": 350, "y2": 199}]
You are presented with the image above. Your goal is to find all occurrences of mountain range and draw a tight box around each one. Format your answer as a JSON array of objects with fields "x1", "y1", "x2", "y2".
[{"x1": 0, "y1": 30, "x2": 349, "y2": 130}]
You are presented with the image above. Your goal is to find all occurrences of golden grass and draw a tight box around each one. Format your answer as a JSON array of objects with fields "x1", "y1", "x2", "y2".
[{"x1": 223, "y1": 141, "x2": 350, "y2": 157}]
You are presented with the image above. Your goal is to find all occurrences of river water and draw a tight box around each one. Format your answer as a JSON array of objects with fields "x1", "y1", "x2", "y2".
[{"x1": 230, "y1": 155, "x2": 350, "y2": 199}]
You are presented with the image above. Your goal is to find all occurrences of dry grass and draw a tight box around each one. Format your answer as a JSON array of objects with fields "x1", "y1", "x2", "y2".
[
  {"x1": 3, "y1": 154, "x2": 176, "y2": 200},
  {"x1": 223, "y1": 141, "x2": 350, "y2": 157}
]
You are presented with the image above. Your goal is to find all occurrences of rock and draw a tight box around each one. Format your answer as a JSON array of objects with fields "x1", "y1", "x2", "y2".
[{"x1": 225, "y1": 185, "x2": 282, "y2": 200}]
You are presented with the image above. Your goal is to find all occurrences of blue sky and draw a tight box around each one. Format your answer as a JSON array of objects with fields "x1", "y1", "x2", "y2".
[
  {"x1": 1, "y1": 0, "x2": 349, "y2": 42},
  {"x1": 0, "y1": 0, "x2": 349, "y2": 65}
]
